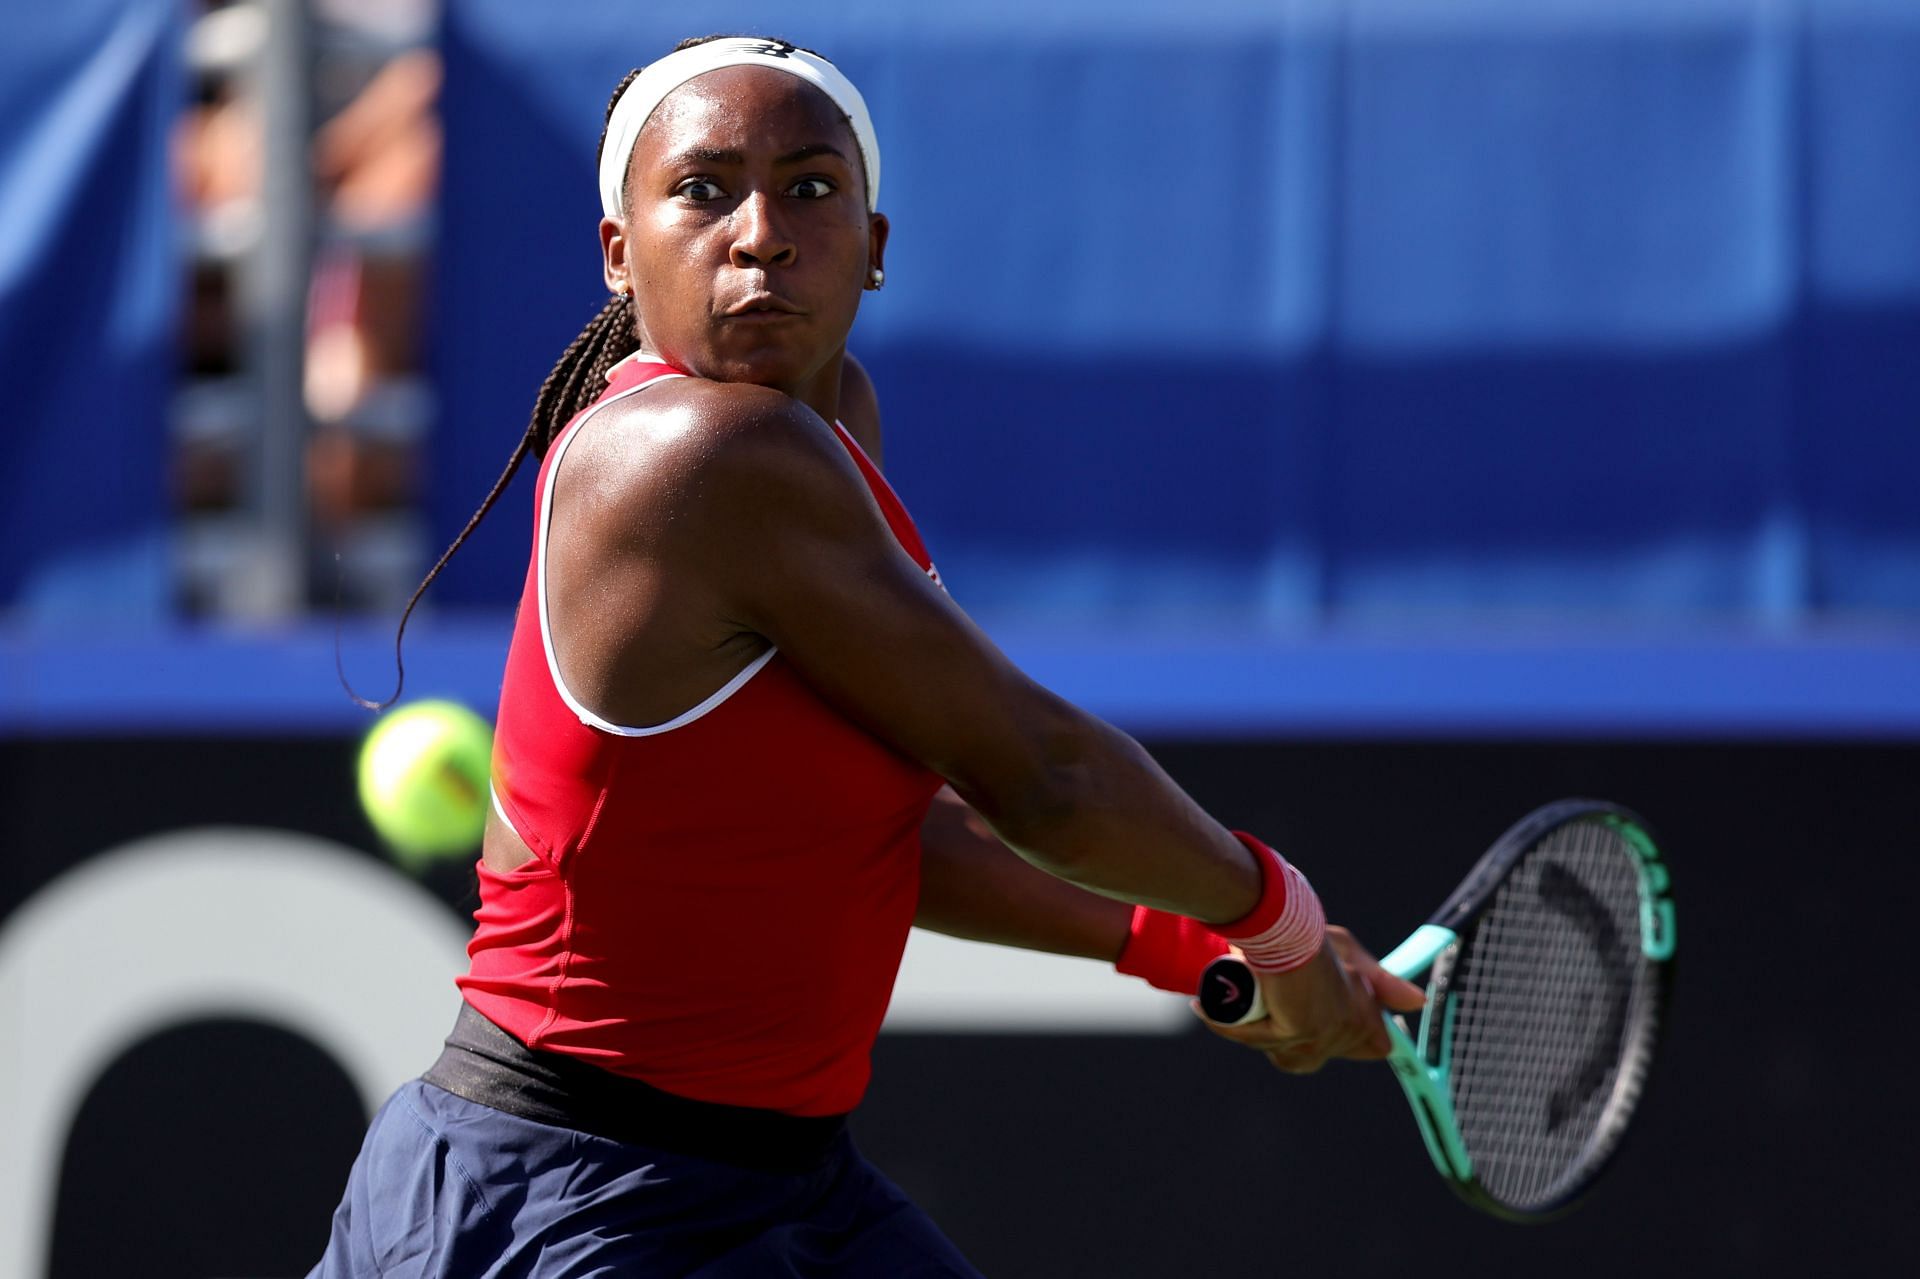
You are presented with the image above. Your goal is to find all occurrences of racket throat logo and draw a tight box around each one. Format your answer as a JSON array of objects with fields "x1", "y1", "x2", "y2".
[{"x1": 1535, "y1": 863, "x2": 1633, "y2": 1133}]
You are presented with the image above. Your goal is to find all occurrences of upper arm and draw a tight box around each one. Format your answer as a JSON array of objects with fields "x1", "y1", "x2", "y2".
[
  {"x1": 836, "y1": 352, "x2": 883, "y2": 469},
  {"x1": 682, "y1": 386, "x2": 1078, "y2": 818},
  {"x1": 611, "y1": 383, "x2": 1258, "y2": 924}
]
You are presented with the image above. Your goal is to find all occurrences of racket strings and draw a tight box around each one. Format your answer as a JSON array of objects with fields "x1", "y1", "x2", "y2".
[{"x1": 1446, "y1": 819, "x2": 1659, "y2": 1212}]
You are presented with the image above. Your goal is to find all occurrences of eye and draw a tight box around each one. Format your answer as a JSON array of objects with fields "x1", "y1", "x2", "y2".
[
  {"x1": 787, "y1": 176, "x2": 836, "y2": 199},
  {"x1": 675, "y1": 177, "x2": 727, "y2": 202}
]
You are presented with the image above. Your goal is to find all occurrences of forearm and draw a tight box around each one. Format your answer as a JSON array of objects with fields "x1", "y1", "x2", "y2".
[
  {"x1": 916, "y1": 787, "x2": 1133, "y2": 961},
  {"x1": 953, "y1": 699, "x2": 1264, "y2": 926}
]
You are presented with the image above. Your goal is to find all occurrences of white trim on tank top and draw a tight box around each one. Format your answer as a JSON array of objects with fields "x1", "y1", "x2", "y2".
[
  {"x1": 488, "y1": 779, "x2": 525, "y2": 847},
  {"x1": 535, "y1": 368, "x2": 778, "y2": 737}
]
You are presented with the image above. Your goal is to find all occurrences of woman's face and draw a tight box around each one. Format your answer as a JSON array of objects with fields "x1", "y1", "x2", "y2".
[{"x1": 604, "y1": 66, "x2": 887, "y2": 394}]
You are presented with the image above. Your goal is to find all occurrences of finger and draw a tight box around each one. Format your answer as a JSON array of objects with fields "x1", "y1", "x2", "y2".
[
  {"x1": 1328, "y1": 927, "x2": 1428, "y2": 1013},
  {"x1": 1362, "y1": 966, "x2": 1428, "y2": 1013},
  {"x1": 1341, "y1": 1017, "x2": 1393, "y2": 1061},
  {"x1": 1354, "y1": 983, "x2": 1403, "y2": 1057},
  {"x1": 1198, "y1": 1020, "x2": 1311, "y2": 1054},
  {"x1": 1335, "y1": 960, "x2": 1398, "y2": 1053},
  {"x1": 1190, "y1": 999, "x2": 1266, "y2": 1041},
  {"x1": 1312, "y1": 1006, "x2": 1385, "y2": 1062},
  {"x1": 1267, "y1": 1044, "x2": 1328, "y2": 1075},
  {"x1": 1191, "y1": 1002, "x2": 1318, "y2": 1054},
  {"x1": 1324, "y1": 926, "x2": 1377, "y2": 970},
  {"x1": 1190, "y1": 997, "x2": 1260, "y2": 1034},
  {"x1": 1335, "y1": 972, "x2": 1398, "y2": 1058},
  {"x1": 1194, "y1": 1014, "x2": 1263, "y2": 1046}
]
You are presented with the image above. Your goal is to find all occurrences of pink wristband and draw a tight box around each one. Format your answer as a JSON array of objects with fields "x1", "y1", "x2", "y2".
[{"x1": 1210, "y1": 832, "x2": 1327, "y2": 973}]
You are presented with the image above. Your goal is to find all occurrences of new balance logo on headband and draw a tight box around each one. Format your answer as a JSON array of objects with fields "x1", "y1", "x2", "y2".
[{"x1": 598, "y1": 37, "x2": 884, "y2": 218}]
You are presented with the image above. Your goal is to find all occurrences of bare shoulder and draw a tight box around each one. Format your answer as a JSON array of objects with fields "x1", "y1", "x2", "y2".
[
  {"x1": 559, "y1": 376, "x2": 870, "y2": 547},
  {"x1": 587, "y1": 374, "x2": 821, "y2": 459}
]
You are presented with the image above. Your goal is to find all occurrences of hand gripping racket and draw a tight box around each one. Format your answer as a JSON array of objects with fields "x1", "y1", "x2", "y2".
[{"x1": 1197, "y1": 799, "x2": 1675, "y2": 1221}]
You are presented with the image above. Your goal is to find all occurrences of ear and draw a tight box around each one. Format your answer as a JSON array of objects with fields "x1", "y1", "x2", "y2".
[
  {"x1": 600, "y1": 216, "x2": 630, "y2": 294},
  {"x1": 866, "y1": 211, "x2": 890, "y2": 282}
]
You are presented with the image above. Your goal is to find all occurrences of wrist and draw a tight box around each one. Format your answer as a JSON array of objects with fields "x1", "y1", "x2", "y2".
[
  {"x1": 1208, "y1": 832, "x2": 1326, "y2": 973},
  {"x1": 1116, "y1": 905, "x2": 1231, "y2": 994}
]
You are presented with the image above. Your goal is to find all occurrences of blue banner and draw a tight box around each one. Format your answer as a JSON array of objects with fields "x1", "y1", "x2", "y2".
[
  {"x1": 431, "y1": 0, "x2": 1920, "y2": 623},
  {"x1": 0, "y1": 1, "x2": 182, "y2": 617}
]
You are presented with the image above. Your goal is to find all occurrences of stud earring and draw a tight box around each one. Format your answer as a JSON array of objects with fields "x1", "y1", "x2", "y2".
[{"x1": 867, "y1": 267, "x2": 885, "y2": 291}]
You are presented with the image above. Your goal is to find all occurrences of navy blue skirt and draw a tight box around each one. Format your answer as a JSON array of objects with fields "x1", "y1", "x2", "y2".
[{"x1": 308, "y1": 1078, "x2": 980, "y2": 1277}]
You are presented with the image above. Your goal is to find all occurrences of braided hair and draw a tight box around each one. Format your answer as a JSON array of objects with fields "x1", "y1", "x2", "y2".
[{"x1": 351, "y1": 36, "x2": 821, "y2": 709}]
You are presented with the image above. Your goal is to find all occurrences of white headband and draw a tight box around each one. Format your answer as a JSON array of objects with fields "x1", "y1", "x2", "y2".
[{"x1": 598, "y1": 37, "x2": 881, "y2": 219}]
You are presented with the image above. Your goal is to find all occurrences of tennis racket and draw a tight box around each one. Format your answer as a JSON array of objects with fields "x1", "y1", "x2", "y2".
[{"x1": 1197, "y1": 798, "x2": 1675, "y2": 1221}]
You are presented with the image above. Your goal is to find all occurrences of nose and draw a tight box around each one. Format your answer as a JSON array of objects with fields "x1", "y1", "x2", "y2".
[{"x1": 729, "y1": 190, "x2": 796, "y2": 270}]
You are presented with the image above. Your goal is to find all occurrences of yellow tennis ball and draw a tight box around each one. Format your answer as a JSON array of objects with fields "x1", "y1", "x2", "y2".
[{"x1": 357, "y1": 699, "x2": 494, "y2": 869}]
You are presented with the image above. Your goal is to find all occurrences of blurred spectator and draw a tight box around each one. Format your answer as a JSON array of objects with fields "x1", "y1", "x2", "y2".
[
  {"x1": 172, "y1": 0, "x2": 440, "y2": 611},
  {"x1": 305, "y1": 48, "x2": 439, "y2": 426},
  {"x1": 318, "y1": 0, "x2": 432, "y2": 46}
]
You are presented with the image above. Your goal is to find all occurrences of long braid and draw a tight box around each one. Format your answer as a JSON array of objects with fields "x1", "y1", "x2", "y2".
[
  {"x1": 343, "y1": 66, "x2": 648, "y2": 710},
  {"x1": 529, "y1": 294, "x2": 641, "y2": 458}
]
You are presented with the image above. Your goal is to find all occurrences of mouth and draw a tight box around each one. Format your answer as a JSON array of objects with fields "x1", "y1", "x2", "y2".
[{"x1": 722, "y1": 294, "x2": 805, "y2": 320}]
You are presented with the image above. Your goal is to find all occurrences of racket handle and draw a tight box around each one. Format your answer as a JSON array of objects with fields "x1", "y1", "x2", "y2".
[{"x1": 1198, "y1": 954, "x2": 1265, "y2": 1026}]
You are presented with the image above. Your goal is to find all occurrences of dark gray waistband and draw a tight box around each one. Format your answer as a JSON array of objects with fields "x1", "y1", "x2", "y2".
[{"x1": 421, "y1": 1002, "x2": 848, "y2": 1174}]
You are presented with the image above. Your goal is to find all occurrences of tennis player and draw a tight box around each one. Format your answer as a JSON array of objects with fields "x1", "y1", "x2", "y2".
[{"x1": 313, "y1": 34, "x2": 1422, "y2": 1276}]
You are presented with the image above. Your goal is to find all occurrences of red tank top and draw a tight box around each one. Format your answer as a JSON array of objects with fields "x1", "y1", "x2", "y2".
[{"x1": 459, "y1": 355, "x2": 944, "y2": 1117}]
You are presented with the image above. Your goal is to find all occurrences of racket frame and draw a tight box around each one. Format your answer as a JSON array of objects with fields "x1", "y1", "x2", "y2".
[
  {"x1": 1197, "y1": 798, "x2": 1674, "y2": 1222},
  {"x1": 1378, "y1": 924, "x2": 1470, "y2": 1182},
  {"x1": 1388, "y1": 798, "x2": 1674, "y2": 1221}
]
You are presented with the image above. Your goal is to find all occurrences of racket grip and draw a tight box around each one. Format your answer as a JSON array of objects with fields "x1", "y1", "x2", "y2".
[{"x1": 1197, "y1": 954, "x2": 1265, "y2": 1026}]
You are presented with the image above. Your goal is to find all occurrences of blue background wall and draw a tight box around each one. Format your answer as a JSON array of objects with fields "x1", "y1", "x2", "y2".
[
  {"x1": 431, "y1": 0, "x2": 1920, "y2": 628},
  {"x1": 3, "y1": 0, "x2": 1917, "y2": 731},
  {"x1": 0, "y1": 0, "x2": 179, "y2": 619}
]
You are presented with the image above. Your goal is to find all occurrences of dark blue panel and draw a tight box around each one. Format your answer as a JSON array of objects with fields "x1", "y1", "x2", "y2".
[
  {"x1": 866, "y1": 348, "x2": 1328, "y2": 621},
  {"x1": 1329, "y1": 9, "x2": 1799, "y2": 615},
  {"x1": 0, "y1": 1, "x2": 181, "y2": 617},
  {"x1": 1800, "y1": 304, "x2": 1920, "y2": 611},
  {"x1": 1803, "y1": 5, "x2": 1920, "y2": 610},
  {"x1": 1326, "y1": 341, "x2": 1793, "y2": 614}
]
